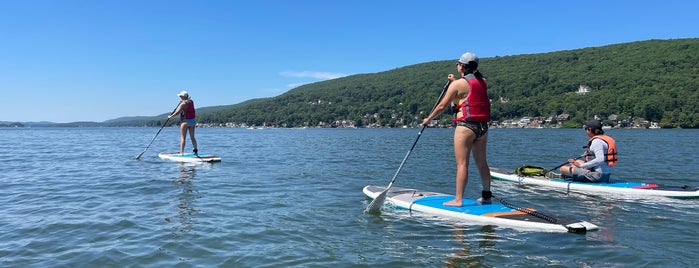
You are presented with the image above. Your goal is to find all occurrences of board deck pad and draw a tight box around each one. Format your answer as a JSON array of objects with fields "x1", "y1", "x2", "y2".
[
  {"x1": 490, "y1": 167, "x2": 699, "y2": 198},
  {"x1": 363, "y1": 185, "x2": 597, "y2": 233},
  {"x1": 158, "y1": 152, "x2": 221, "y2": 163}
]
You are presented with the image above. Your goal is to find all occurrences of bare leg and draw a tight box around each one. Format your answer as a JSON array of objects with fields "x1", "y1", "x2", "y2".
[
  {"x1": 188, "y1": 125, "x2": 197, "y2": 153},
  {"x1": 444, "y1": 126, "x2": 476, "y2": 207},
  {"x1": 473, "y1": 132, "x2": 491, "y2": 203},
  {"x1": 560, "y1": 165, "x2": 573, "y2": 176},
  {"x1": 560, "y1": 160, "x2": 583, "y2": 176},
  {"x1": 179, "y1": 122, "x2": 189, "y2": 155}
]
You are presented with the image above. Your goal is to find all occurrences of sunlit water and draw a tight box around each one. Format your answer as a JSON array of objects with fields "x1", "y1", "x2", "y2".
[{"x1": 1, "y1": 127, "x2": 698, "y2": 267}]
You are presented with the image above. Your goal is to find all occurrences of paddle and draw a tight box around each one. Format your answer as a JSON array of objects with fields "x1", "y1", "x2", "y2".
[
  {"x1": 134, "y1": 106, "x2": 178, "y2": 160},
  {"x1": 365, "y1": 81, "x2": 451, "y2": 214},
  {"x1": 548, "y1": 155, "x2": 583, "y2": 172},
  {"x1": 548, "y1": 147, "x2": 588, "y2": 171}
]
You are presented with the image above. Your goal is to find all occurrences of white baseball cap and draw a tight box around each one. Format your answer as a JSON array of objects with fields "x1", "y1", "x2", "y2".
[
  {"x1": 458, "y1": 52, "x2": 479, "y2": 65},
  {"x1": 177, "y1": 90, "x2": 189, "y2": 97}
]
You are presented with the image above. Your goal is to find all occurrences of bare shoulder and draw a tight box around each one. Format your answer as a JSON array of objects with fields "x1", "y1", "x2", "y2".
[
  {"x1": 447, "y1": 78, "x2": 466, "y2": 88},
  {"x1": 451, "y1": 78, "x2": 470, "y2": 91}
]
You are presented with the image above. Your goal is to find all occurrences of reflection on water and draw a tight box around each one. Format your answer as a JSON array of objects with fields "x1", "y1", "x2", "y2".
[
  {"x1": 164, "y1": 164, "x2": 199, "y2": 234},
  {"x1": 444, "y1": 225, "x2": 497, "y2": 267},
  {"x1": 3, "y1": 128, "x2": 699, "y2": 267},
  {"x1": 579, "y1": 198, "x2": 618, "y2": 242}
]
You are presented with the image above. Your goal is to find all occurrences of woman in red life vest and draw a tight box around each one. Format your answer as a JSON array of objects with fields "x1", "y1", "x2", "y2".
[
  {"x1": 168, "y1": 90, "x2": 198, "y2": 155},
  {"x1": 558, "y1": 119, "x2": 617, "y2": 182},
  {"x1": 421, "y1": 52, "x2": 492, "y2": 206}
]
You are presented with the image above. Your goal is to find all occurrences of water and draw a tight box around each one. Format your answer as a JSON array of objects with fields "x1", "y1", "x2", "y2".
[{"x1": 1, "y1": 127, "x2": 698, "y2": 267}]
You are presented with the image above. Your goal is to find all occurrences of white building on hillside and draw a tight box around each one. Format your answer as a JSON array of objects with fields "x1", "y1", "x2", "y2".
[{"x1": 577, "y1": 85, "x2": 590, "y2": 95}]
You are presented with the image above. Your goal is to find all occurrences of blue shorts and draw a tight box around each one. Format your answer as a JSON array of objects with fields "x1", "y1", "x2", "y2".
[{"x1": 181, "y1": 118, "x2": 196, "y2": 126}]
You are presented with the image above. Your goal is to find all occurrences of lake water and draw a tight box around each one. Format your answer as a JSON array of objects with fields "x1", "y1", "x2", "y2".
[{"x1": 1, "y1": 127, "x2": 698, "y2": 267}]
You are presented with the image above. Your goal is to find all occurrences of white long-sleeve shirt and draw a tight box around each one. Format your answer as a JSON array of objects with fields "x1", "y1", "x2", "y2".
[{"x1": 579, "y1": 138, "x2": 614, "y2": 174}]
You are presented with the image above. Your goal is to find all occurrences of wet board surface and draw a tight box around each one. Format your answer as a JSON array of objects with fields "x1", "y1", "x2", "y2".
[
  {"x1": 363, "y1": 185, "x2": 597, "y2": 233},
  {"x1": 158, "y1": 152, "x2": 221, "y2": 163},
  {"x1": 490, "y1": 167, "x2": 699, "y2": 198}
]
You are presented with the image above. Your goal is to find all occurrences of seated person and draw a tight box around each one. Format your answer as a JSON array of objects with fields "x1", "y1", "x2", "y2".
[{"x1": 559, "y1": 119, "x2": 617, "y2": 182}]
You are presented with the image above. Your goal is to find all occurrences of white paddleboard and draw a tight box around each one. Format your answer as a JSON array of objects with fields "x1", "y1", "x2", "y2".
[
  {"x1": 158, "y1": 152, "x2": 221, "y2": 163},
  {"x1": 363, "y1": 185, "x2": 597, "y2": 233},
  {"x1": 490, "y1": 167, "x2": 699, "y2": 198}
]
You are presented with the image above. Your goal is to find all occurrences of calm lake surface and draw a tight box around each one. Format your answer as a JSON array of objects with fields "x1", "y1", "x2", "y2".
[{"x1": 2, "y1": 127, "x2": 698, "y2": 267}]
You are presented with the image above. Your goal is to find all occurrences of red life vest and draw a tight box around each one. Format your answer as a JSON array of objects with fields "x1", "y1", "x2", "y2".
[
  {"x1": 181, "y1": 100, "x2": 196, "y2": 120},
  {"x1": 586, "y1": 135, "x2": 618, "y2": 166},
  {"x1": 451, "y1": 74, "x2": 490, "y2": 123}
]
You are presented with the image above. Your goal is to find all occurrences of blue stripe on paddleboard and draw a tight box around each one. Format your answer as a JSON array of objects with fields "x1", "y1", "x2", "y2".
[
  {"x1": 411, "y1": 195, "x2": 515, "y2": 215},
  {"x1": 167, "y1": 153, "x2": 214, "y2": 158},
  {"x1": 549, "y1": 180, "x2": 648, "y2": 188}
]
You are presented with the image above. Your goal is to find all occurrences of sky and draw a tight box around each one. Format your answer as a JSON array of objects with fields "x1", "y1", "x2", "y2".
[{"x1": 1, "y1": 0, "x2": 698, "y2": 123}]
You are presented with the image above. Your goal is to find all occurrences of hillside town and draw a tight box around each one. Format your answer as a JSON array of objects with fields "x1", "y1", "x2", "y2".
[
  {"x1": 194, "y1": 113, "x2": 661, "y2": 129},
  {"x1": 486, "y1": 114, "x2": 660, "y2": 129}
]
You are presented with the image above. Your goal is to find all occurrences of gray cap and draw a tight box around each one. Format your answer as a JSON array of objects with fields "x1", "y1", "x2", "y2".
[
  {"x1": 458, "y1": 52, "x2": 479, "y2": 64},
  {"x1": 584, "y1": 119, "x2": 602, "y2": 130}
]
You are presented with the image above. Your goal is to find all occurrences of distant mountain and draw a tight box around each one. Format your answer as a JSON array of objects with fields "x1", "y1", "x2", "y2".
[
  {"x1": 104, "y1": 116, "x2": 158, "y2": 123},
  {"x1": 0, "y1": 121, "x2": 26, "y2": 127},
  {"x1": 7, "y1": 38, "x2": 698, "y2": 128},
  {"x1": 100, "y1": 102, "x2": 262, "y2": 127},
  {"x1": 192, "y1": 38, "x2": 699, "y2": 128}
]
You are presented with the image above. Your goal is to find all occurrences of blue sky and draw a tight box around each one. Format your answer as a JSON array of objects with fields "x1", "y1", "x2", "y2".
[{"x1": 1, "y1": 0, "x2": 698, "y2": 123}]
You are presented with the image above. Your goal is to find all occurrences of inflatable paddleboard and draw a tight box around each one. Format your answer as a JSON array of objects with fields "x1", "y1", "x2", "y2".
[
  {"x1": 490, "y1": 167, "x2": 699, "y2": 198},
  {"x1": 158, "y1": 152, "x2": 221, "y2": 163},
  {"x1": 363, "y1": 185, "x2": 597, "y2": 233}
]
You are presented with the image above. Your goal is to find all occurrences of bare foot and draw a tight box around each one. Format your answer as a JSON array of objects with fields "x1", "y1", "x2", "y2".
[{"x1": 443, "y1": 200, "x2": 463, "y2": 207}]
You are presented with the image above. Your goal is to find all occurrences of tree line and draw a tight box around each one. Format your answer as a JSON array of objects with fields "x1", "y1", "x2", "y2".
[
  {"x1": 10, "y1": 38, "x2": 696, "y2": 128},
  {"x1": 193, "y1": 38, "x2": 699, "y2": 128}
]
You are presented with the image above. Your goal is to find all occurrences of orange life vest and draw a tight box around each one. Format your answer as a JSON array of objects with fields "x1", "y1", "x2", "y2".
[{"x1": 586, "y1": 135, "x2": 618, "y2": 166}]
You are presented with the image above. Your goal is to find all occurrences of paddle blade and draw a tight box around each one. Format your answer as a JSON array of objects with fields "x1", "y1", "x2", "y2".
[
  {"x1": 365, "y1": 189, "x2": 388, "y2": 214},
  {"x1": 134, "y1": 151, "x2": 145, "y2": 160}
]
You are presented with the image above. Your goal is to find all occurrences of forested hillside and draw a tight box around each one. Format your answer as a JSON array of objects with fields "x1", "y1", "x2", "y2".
[
  {"x1": 485, "y1": 38, "x2": 699, "y2": 128},
  {"x1": 114, "y1": 38, "x2": 699, "y2": 128}
]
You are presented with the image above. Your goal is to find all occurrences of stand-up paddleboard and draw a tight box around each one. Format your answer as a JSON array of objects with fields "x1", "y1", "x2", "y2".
[
  {"x1": 363, "y1": 185, "x2": 597, "y2": 233},
  {"x1": 158, "y1": 152, "x2": 221, "y2": 163},
  {"x1": 490, "y1": 167, "x2": 699, "y2": 198}
]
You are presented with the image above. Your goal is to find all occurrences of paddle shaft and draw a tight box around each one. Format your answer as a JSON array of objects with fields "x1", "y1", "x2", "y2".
[
  {"x1": 549, "y1": 155, "x2": 584, "y2": 171},
  {"x1": 388, "y1": 81, "x2": 451, "y2": 182},
  {"x1": 365, "y1": 81, "x2": 451, "y2": 213},
  {"x1": 384, "y1": 124, "x2": 428, "y2": 189},
  {"x1": 134, "y1": 105, "x2": 179, "y2": 159}
]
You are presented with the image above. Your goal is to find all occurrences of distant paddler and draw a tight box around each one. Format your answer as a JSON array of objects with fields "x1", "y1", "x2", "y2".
[{"x1": 168, "y1": 90, "x2": 198, "y2": 156}]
